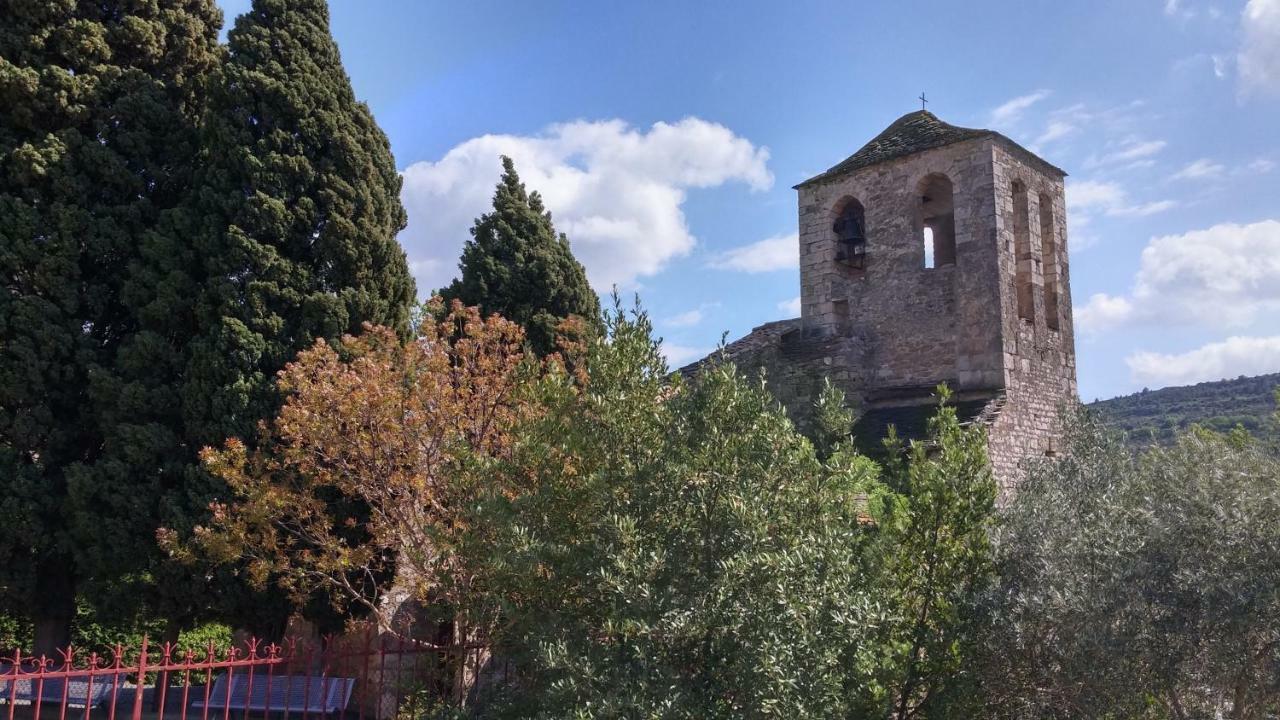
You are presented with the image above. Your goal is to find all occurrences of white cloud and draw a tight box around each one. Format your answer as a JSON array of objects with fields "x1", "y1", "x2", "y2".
[
  {"x1": 1077, "y1": 219, "x2": 1280, "y2": 333},
  {"x1": 1068, "y1": 179, "x2": 1175, "y2": 219},
  {"x1": 1164, "y1": 0, "x2": 1230, "y2": 21},
  {"x1": 1110, "y1": 199, "x2": 1178, "y2": 217},
  {"x1": 663, "y1": 308, "x2": 705, "y2": 328},
  {"x1": 1171, "y1": 158, "x2": 1227, "y2": 180},
  {"x1": 1075, "y1": 293, "x2": 1135, "y2": 333},
  {"x1": 710, "y1": 231, "x2": 799, "y2": 273},
  {"x1": 659, "y1": 341, "x2": 712, "y2": 369},
  {"x1": 989, "y1": 90, "x2": 1051, "y2": 126},
  {"x1": 1164, "y1": 0, "x2": 1205, "y2": 19},
  {"x1": 398, "y1": 118, "x2": 772, "y2": 293},
  {"x1": 1239, "y1": 0, "x2": 1280, "y2": 97},
  {"x1": 1128, "y1": 335, "x2": 1280, "y2": 386},
  {"x1": 1034, "y1": 120, "x2": 1076, "y2": 146},
  {"x1": 778, "y1": 296, "x2": 802, "y2": 316},
  {"x1": 1213, "y1": 54, "x2": 1230, "y2": 78},
  {"x1": 1085, "y1": 139, "x2": 1168, "y2": 169},
  {"x1": 1248, "y1": 158, "x2": 1277, "y2": 173},
  {"x1": 1068, "y1": 180, "x2": 1127, "y2": 211}
]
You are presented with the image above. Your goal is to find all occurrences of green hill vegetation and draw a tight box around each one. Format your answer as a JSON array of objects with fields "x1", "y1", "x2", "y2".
[{"x1": 1088, "y1": 373, "x2": 1280, "y2": 445}]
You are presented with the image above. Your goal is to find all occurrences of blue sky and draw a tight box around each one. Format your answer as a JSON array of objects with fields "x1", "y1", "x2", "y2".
[{"x1": 217, "y1": 0, "x2": 1280, "y2": 401}]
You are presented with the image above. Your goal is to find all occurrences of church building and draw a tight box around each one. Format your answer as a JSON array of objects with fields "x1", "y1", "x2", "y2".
[{"x1": 686, "y1": 110, "x2": 1078, "y2": 493}]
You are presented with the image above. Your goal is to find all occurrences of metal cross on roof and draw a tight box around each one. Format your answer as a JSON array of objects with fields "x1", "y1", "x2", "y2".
[{"x1": 919, "y1": 92, "x2": 928, "y2": 110}]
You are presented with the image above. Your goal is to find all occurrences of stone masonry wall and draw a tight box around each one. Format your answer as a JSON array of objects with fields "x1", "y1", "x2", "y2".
[
  {"x1": 985, "y1": 143, "x2": 1078, "y2": 495},
  {"x1": 797, "y1": 137, "x2": 1005, "y2": 398},
  {"x1": 691, "y1": 133, "x2": 1078, "y2": 494}
]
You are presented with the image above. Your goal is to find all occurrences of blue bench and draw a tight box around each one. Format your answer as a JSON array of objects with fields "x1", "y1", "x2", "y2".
[{"x1": 193, "y1": 674, "x2": 355, "y2": 715}]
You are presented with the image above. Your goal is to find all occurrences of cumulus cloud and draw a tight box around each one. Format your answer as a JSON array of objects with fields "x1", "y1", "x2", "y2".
[
  {"x1": 778, "y1": 296, "x2": 802, "y2": 316},
  {"x1": 1075, "y1": 293, "x2": 1135, "y2": 333},
  {"x1": 1171, "y1": 158, "x2": 1227, "y2": 180},
  {"x1": 1239, "y1": 0, "x2": 1280, "y2": 97},
  {"x1": 659, "y1": 341, "x2": 712, "y2": 369},
  {"x1": 989, "y1": 90, "x2": 1051, "y2": 126},
  {"x1": 662, "y1": 301, "x2": 722, "y2": 328},
  {"x1": 1068, "y1": 179, "x2": 1175, "y2": 219},
  {"x1": 710, "y1": 232, "x2": 799, "y2": 273},
  {"x1": 399, "y1": 118, "x2": 772, "y2": 293},
  {"x1": 1128, "y1": 336, "x2": 1280, "y2": 386},
  {"x1": 1076, "y1": 219, "x2": 1280, "y2": 333}
]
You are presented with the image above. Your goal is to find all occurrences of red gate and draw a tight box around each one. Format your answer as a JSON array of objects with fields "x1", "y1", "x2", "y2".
[{"x1": 0, "y1": 632, "x2": 497, "y2": 720}]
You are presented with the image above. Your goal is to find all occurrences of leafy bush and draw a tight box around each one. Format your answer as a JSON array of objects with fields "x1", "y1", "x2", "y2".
[
  {"x1": 470, "y1": 301, "x2": 996, "y2": 719},
  {"x1": 979, "y1": 408, "x2": 1280, "y2": 719}
]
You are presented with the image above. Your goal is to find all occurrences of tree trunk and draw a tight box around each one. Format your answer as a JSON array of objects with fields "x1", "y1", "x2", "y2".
[{"x1": 31, "y1": 557, "x2": 76, "y2": 658}]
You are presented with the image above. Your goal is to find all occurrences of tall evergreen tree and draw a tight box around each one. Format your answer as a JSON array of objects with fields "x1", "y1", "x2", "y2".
[
  {"x1": 442, "y1": 157, "x2": 600, "y2": 356},
  {"x1": 0, "y1": 0, "x2": 222, "y2": 654},
  {"x1": 147, "y1": 0, "x2": 416, "y2": 637},
  {"x1": 182, "y1": 0, "x2": 415, "y2": 454}
]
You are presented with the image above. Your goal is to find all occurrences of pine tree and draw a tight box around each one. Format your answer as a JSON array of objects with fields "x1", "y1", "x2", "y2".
[
  {"x1": 183, "y1": 0, "x2": 416, "y2": 451},
  {"x1": 441, "y1": 157, "x2": 600, "y2": 356},
  {"x1": 0, "y1": 0, "x2": 222, "y2": 654}
]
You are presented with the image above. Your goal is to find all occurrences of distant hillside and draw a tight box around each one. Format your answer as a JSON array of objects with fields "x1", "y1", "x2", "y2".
[{"x1": 1088, "y1": 373, "x2": 1280, "y2": 445}]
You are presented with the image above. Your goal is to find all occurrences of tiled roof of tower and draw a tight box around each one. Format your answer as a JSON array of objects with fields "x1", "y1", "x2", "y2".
[{"x1": 795, "y1": 110, "x2": 1066, "y2": 188}]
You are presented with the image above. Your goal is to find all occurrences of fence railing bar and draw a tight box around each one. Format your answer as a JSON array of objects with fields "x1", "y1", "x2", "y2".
[
  {"x1": 262, "y1": 645, "x2": 275, "y2": 720},
  {"x1": 130, "y1": 637, "x2": 149, "y2": 720},
  {"x1": 179, "y1": 653, "x2": 193, "y2": 720},
  {"x1": 33, "y1": 660, "x2": 46, "y2": 720},
  {"x1": 82, "y1": 654, "x2": 96, "y2": 720},
  {"x1": 156, "y1": 642, "x2": 172, "y2": 720},
  {"x1": 240, "y1": 640, "x2": 255, "y2": 720},
  {"x1": 221, "y1": 648, "x2": 235, "y2": 720},
  {"x1": 200, "y1": 642, "x2": 213, "y2": 720},
  {"x1": 58, "y1": 649, "x2": 71, "y2": 720}
]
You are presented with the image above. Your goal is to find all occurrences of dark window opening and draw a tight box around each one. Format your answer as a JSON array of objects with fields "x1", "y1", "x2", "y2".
[
  {"x1": 918, "y1": 174, "x2": 956, "y2": 268},
  {"x1": 1039, "y1": 193, "x2": 1061, "y2": 331},
  {"x1": 1012, "y1": 181, "x2": 1035, "y2": 321},
  {"x1": 833, "y1": 198, "x2": 867, "y2": 269}
]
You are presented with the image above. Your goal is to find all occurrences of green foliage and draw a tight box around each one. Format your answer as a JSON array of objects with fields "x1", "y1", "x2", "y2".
[
  {"x1": 1, "y1": 0, "x2": 416, "y2": 649},
  {"x1": 184, "y1": 0, "x2": 415, "y2": 451},
  {"x1": 463, "y1": 302, "x2": 996, "y2": 718},
  {"x1": 0, "y1": 606, "x2": 231, "y2": 661},
  {"x1": 980, "y1": 408, "x2": 1280, "y2": 719},
  {"x1": 1088, "y1": 372, "x2": 1280, "y2": 446},
  {"x1": 0, "y1": 0, "x2": 223, "y2": 652},
  {"x1": 875, "y1": 386, "x2": 997, "y2": 718},
  {"x1": 812, "y1": 378, "x2": 858, "y2": 460},
  {"x1": 440, "y1": 157, "x2": 600, "y2": 356},
  {"x1": 153, "y1": 0, "x2": 417, "y2": 635}
]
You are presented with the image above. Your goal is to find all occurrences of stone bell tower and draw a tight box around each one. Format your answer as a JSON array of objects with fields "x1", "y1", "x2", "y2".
[{"x1": 688, "y1": 110, "x2": 1078, "y2": 492}]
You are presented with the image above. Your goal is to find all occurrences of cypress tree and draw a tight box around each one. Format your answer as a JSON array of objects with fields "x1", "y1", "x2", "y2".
[
  {"x1": 441, "y1": 157, "x2": 601, "y2": 356},
  {"x1": 182, "y1": 0, "x2": 416, "y2": 452},
  {"x1": 0, "y1": 0, "x2": 222, "y2": 654}
]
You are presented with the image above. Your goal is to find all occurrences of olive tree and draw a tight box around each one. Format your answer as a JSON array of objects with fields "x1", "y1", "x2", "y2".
[{"x1": 981, "y1": 408, "x2": 1280, "y2": 719}]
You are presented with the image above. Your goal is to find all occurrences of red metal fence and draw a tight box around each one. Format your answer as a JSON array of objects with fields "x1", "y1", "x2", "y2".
[{"x1": 0, "y1": 633, "x2": 500, "y2": 720}]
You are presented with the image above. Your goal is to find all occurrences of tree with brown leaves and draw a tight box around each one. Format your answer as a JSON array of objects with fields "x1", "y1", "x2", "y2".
[{"x1": 173, "y1": 302, "x2": 550, "y2": 639}]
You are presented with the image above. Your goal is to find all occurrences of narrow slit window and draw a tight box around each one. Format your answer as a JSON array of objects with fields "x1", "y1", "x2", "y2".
[
  {"x1": 1012, "y1": 181, "x2": 1035, "y2": 322},
  {"x1": 1039, "y1": 193, "x2": 1060, "y2": 331},
  {"x1": 923, "y1": 226, "x2": 935, "y2": 269}
]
